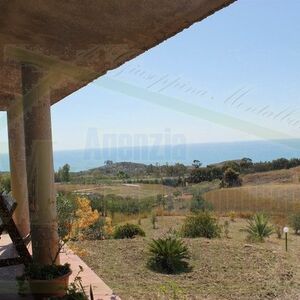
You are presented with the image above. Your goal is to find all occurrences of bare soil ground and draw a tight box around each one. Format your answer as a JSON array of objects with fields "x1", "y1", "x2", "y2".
[{"x1": 70, "y1": 216, "x2": 300, "y2": 300}]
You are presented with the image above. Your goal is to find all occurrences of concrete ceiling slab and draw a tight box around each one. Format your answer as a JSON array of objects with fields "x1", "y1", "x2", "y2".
[{"x1": 0, "y1": 0, "x2": 236, "y2": 108}]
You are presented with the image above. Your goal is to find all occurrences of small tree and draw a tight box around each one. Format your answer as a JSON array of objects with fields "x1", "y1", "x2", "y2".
[
  {"x1": 56, "y1": 164, "x2": 71, "y2": 182},
  {"x1": 220, "y1": 168, "x2": 242, "y2": 188},
  {"x1": 192, "y1": 160, "x2": 202, "y2": 169},
  {"x1": 75, "y1": 197, "x2": 99, "y2": 229},
  {"x1": 104, "y1": 160, "x2": 113, "y2": 166},
  {"x1": 246, "y1": 213, "x2": 273, "y2": 242},
  {"x1": 61, "y1": 164, "x2": 71, "y2": 182}
]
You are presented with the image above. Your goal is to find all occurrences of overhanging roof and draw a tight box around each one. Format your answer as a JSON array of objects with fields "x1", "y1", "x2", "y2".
[{"x1": 0, "y1": 0, "x2": 236, "y2": 109}]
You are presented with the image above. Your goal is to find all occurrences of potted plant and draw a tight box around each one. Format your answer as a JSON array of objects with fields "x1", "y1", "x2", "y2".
[{"x1": 17, "y1": 242, "x2": 72, "y2": 298}]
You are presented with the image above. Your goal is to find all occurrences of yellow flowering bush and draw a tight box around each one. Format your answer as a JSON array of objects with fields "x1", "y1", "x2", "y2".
[
  {"x1": 70, "y1": 197, "x2": 100, "y2": 240},
  {"x1": 74, "y1": 197, "x2": 100, "y2": 229},
  {"x1": 57, "y1": 195, "x2": 114, "y2": 241}
]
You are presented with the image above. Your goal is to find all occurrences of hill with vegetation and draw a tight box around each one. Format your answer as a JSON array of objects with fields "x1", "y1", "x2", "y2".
[
  {"x1": 88, "y1": 161, "x2": 148, "y2": 176},
  {"x1": 242, "y1": 166, "x2": 300, "y2": 185}
]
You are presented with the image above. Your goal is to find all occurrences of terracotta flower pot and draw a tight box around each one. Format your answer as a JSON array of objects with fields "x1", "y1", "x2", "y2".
[{"x1": 28, "y1": 271, "x2": 72, "y2": 299}]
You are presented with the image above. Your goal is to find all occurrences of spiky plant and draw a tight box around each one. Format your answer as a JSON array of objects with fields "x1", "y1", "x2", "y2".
[
  {"x1": 147, "y1": 237, "x2": 190, "y2": 274},
  {"x1": 246, "y1": 213, "x2": 273, "y2": 242}
]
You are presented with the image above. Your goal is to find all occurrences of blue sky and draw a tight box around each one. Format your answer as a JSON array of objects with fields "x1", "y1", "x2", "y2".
[{"x1": 1, "y1": 0, "x2": 300, "y2": 152}]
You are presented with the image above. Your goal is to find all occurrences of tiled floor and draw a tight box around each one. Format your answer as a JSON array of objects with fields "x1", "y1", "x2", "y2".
[{"x1": 0, "y1": 234, "x2": 120, "y2": 300}]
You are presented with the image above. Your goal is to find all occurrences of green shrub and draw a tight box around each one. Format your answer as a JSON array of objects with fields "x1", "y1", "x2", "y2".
[
  {"x1": 147, "y1": 237, "x2": 190, "y2": 274},
  {"x1": 56, "y1": 193, "x2": 76, "y2": 239},
  {"x1": 162, "y1": 177, "x2": 182, "y2": 187},
  {"x1": 289, "y1": 213, "x2": 300, "y2": 234},
  {"x1": 113, "y1": 223, "x2": 145, "y2": 239},
  {"x1": 0, "y1": 175, "x2": 11, "y2": 193},
  {"x1": 246, "y1": 213, "x2": 273, "y2": 242},
  {"x1": 182, "y1": 212, "x2": 221, "y2": 239},
  {"x1": 20, "y1": 263, "x2": 71, "y2": 280},
  {"x1": 220, "y1": 168, "x2": 242, "y2": 188},
  {"x1": 90, "y1": 194, "x2": 155, "y2": 216},
  {"x1": 190, "y1": 194, "x2": 213, "y2": 213},
  {"x1": 173, "y1": 190, "x2": 181, "y2": 197}
]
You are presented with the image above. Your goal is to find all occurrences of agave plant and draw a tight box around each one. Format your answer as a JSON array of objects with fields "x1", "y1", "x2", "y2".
[
  {"x1": 147, "y1": 237, "x2": 190, "y2": 274},
  {"x1": 246, "y1": 213, "x2": 273, "y2": 242}
]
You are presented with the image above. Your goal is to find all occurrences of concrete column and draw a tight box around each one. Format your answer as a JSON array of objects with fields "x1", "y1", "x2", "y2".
[
  {"x1": 7, "y1": 99, "x2": 30, "y2": 238},
  {"x1": 21, "y1": 63, "x2": 60, "y2": 265}
]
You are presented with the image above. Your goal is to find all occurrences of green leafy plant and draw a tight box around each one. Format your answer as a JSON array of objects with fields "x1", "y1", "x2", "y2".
[
  {"x1": 147, "y1": 237, "x2": 190, "y2": 274},
  {"x1": 246, "y1": 213, "x2": 273, "y2": 242},
  {"x1": 159, "y1": 280, "x2": 184, "y2": 299},
  {"x1": 20, "y1": 263, "x2": 71, "y2": 280},
  {"x1": 182, "y1": 212, "x2": 221, "y2": 239},
  {"x1": 58, "y1": 265, "x2": 87, "y2": 299},
  {"x1": 50, "y1": 266, "x2": 96, "y2": 300},
  {"x1": 56, "y1": 193, "x2": 77, "y2": 239},
  {"x1": 17, "y1": 263, "x2": 72, "y2": 297},
  {"x1": 289, "y1": 212, "x2": 300, "y2": 234},
  {"x1": 173, "y1": 190, "x2": 181, "y2": 197},
  {"x1": 113, "y1": 223, "x2": 145, "y2": 239},
  {"x1": 17, "y1": 240, "x2": 73, "y2": 297}
]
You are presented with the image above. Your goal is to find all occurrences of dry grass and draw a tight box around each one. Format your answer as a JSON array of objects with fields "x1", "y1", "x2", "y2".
[
  {"x1": 204, "y1": 184, "x2": 300, "y2": 216},
  {"x1": 70, "y1": 216, "x2": 300, "y2": 300}
]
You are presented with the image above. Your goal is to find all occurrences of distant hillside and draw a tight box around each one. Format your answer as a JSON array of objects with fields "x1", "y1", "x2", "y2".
[
  {"x1": 207, "y1": 159, "x2": 244, "y2": 168},
  {"x1": 242, "y1": 166, "x2": 300, "y2": 186},
  {"x1": 70, "y1": 157, "x2": 300, "y2": 183},
  {"x1": 87, "y1": 162, "x2": 148, "y2": 176}
]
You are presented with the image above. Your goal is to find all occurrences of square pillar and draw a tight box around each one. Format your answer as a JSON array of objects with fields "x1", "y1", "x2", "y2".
[{"x1": 21, "y1": 63, "x2": 60, "y2": 265}]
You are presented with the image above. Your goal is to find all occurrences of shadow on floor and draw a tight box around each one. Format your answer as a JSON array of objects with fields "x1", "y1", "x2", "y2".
[{"x1": 0, "y1": 235, "x2": 33, "y2": 299}]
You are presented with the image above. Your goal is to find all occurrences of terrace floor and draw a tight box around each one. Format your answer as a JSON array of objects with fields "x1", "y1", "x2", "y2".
[{"x1": 0, "y1": 234, "x2": 119, "y2": 300}]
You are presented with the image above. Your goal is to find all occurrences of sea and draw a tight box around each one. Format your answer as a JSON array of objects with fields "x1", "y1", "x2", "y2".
[{"x1": 2, "y1": 139, "x2": 300, "y2": 172}]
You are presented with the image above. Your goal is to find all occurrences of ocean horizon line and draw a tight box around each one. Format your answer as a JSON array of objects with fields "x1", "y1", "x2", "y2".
[{"x1": 1, "y1": 138, "x2": 300, "y2": 172}]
